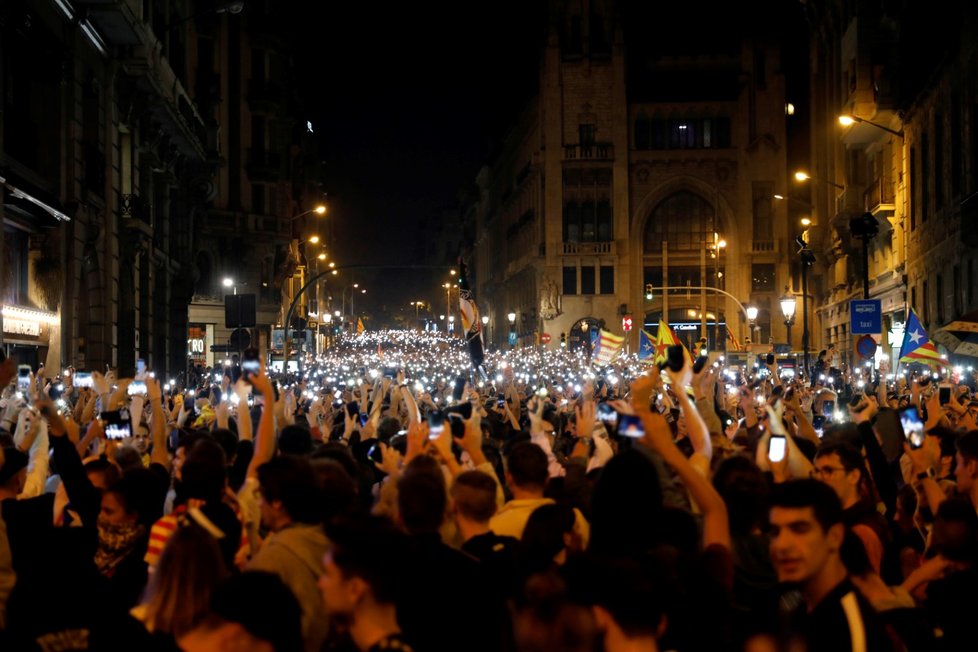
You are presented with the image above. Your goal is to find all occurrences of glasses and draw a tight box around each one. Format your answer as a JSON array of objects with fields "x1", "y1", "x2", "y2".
[{"x1": 813, "y1": 465, "x2": 846, "y2": 477}]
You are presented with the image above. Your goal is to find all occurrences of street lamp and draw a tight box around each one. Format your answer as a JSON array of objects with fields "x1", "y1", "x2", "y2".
[
  {"x1": 507, "y1": 312, "x2": 517, "y2": 349},
  {"x1": 780, "y1": 287, "x2": 797, "y2": 348},
  {"x1": 838, "y1": 114, "x2": 904, "y2": 139},
  {"x1": 794, "y1": 170, "x2": 844, "y2": 190},
  {"x1": 222, "y1": 277, "x2": 236, "y2": 295},
  {"x1": 798, "y1": 236, "x2": 816, "y2": 378},
  {"x1": 290, "y1": 204, "x2": 328, "y2": 222},
  {"x1": 308, "y1": 235, "x2": 320, "y2": 244}
]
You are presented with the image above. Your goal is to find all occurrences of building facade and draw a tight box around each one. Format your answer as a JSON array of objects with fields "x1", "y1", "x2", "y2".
[
  {"x1": 804, "y1": 0, "x2": 978, "y2": 370},
  {"x1": 1, "y1": 0, "x2": 213, "y2": 378},
  {"x1": 472, "y1": 1, "x2": 800, "y2": 354}
]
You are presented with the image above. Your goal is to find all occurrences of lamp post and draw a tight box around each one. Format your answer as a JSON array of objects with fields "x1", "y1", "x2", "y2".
[
  {"x1": 711, "y1": 232, "x2": 726, "y2": 351},
  {"x1": 222, "y1": 277, "x2": 236, "y2": 295},
  {"x1": 481, "y1": 314, "x2": 490, "y2": 346},
  {"x1": 793, "y1": 170, "x2": 845, "y2": 190},
  {"x1": 780, "y1": 287, "x2": 797, "y2": 348},
  {"x1": 798, "y1": 236, "x2": 816, "y2": 378},
  {"x1": 746, "y1": 305, "x2": 759, "y2": 345},
  {"x1": 838, "y1": 114, "x2": 904, "y2": 139},
  {"x1": 850, "y1": 212, "x2": 879, "y2": 299}
]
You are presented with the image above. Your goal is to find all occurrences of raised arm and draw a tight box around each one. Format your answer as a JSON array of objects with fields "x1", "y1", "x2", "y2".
[
  {"x1": 246, "y1": 371, "x2": 277, "y2": 480},
  {"x1": 146, "y1": 378, "x2": 170, "y2": 471},
  {"x1": 667, "y1": 364, "x2": 712, "y2": 473}
]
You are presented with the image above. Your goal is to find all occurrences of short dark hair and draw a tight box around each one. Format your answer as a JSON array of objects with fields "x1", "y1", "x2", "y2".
[
  {"x1": 327, "y1": 515, "x2": 408, "y2": 604},
  {"x1": 107, "y1": 468, "x2": 165, "y2": 527},
  {"x1": 506, "y1": 442, "x2": 548, "y2": 490},
  {"x1": 278, "y1": 424, "x2": 313, "y2": 456},
  {"x1": 257, "y1": 456, "x2": 324, "y2": 525},
  {"x1": 210, "y1": 571, "x2": 302, "y2": 652},
  {"x1": 565, "y1": 555, "x2": 664, "y2": 638},
  {"x1": 932, "y1": 496, "x2": 978, "y2": 564},
  {"x1": 181, "y1": 438, "x2": 228, "y2": 502},
  {"x1": 815, "y1": 440, "x2": 864, "y2": 475},
  {"x1": 397, "y1": 456, "x2": 446, "y2": 535},
  {"x1": 956, "y1": 430, "x2": 978, "y2": 465},
  {"x1": 451, "y1": 470, "x2": 499, "y2": 522},
  {"x1": 770, "y1": 479, "x2": 843, "y2": 533}
]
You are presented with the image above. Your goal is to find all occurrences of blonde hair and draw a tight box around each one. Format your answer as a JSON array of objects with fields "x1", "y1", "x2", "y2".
[{"x1": 139, "y1": 522, "x2": 228, "y2": 637}]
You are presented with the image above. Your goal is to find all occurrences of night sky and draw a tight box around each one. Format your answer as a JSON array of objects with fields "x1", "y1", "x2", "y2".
[
  {"x1": 289, "y1": 1, "x2": 545, "y2": 322},
  {"x1": 285, "y1": 1, "x2": 807, "y2": 325}
]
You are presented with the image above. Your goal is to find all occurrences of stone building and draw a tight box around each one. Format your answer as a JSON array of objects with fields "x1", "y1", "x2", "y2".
[{"x1": 472, "y1": 1, "x2": 801, "y2": 354}]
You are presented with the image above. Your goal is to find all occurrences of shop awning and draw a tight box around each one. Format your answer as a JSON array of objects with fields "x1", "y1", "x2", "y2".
[{"x1": 0, "y1": 174, "x2": 70, "y2": 223}]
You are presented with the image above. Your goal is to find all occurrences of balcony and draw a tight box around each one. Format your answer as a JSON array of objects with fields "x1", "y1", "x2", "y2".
[
  {"x1": 562, "y1": 241, "x2": 615, "y2": 255},
  {"x1": 563, "y1": 143, "x2": 614, "y2": 160},
  {"x1": 863, "y1": 177, "x2": 895, "y2": 216},
  {"x1": 120, "y1": 193, "x2": 150, "y2": 224},
  {"x1": 247, "y1": 81, "x2": 286, "y2": 114},
  {"x1": 246, "y1": 148, "x2": 282, "y2": 182},
  {"x1": 749, "y1": 240, "x2": 777, "y2": 254},
  {"x1": 832, "y1": 184, "x2": 864, "y2": 227}
]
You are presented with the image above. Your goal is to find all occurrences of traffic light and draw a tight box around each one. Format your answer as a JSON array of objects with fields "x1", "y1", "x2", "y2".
[
  {"x1": 560, "y1": 332, "x2": 566, "y2": 347},
  {"x1": 645, "y1": 283, "x2": 654, "y2": 301}
]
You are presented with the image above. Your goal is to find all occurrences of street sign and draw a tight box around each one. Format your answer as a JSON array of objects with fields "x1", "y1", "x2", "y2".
[
  {"x1": 622, "y1": 315, "x2": 633, "y2": 332},
  {"x1": 508, "y1": 331, "x2": 517, "y2": 346},
  {"x1": 850, "y1": 300, "x2": 881, "y2": 334},
  {"x1": 856, "y1": 334, "x2": 878, "y2": 359},
  {"x1": 540, "y1": 332, "x2": 552, "y2": 344}
]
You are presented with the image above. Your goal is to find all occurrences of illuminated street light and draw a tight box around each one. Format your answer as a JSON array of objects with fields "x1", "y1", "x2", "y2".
[
  {"x1": 314, "y1": 205, "x2": 326, "y2": 214},
  {"x1": 317, "y1": 253, "x2": 327, "y2": 260},
  {"x1": 800, "y1": 217, "x2": 812, "y2": 226},
  {"x1": 222, "y1": 277, "x2": 234, "y2": 287},
  {"x1": 309, "y1": 235, "x2": 320, "y2": 244}
]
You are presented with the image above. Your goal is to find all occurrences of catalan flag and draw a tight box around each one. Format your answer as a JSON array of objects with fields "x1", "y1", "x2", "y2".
[
  {"x1": 653, "y1": 320, "x2": 693, "y2": 368},
  {"x1": 592, "y1": 329, "x2": 625, "y2": 367},
  {"x1": 639, "y1": 329, "x2": 656, "y2": 361},
  {"x1": 726, "y1": 328, "x2": 743, "y2": 351},
  {"x1": 899, "y1": 308, "x2": 947, "y2": 368},
  {"x1": 356, "y1": 317, "x2": 366, "y2": 334}
]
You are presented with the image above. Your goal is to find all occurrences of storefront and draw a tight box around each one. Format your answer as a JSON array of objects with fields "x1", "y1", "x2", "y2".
[{"x1": 1, "y1": 304, "x2": 57, "y2": 368}]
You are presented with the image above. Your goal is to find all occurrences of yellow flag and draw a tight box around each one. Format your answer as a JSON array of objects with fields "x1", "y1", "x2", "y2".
[{"x1": 356, "y1": 318, "x2": 365, "y2": 334}]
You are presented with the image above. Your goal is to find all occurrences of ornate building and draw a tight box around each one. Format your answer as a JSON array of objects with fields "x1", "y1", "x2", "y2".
[
  {"x1": 803, "y1": 0, "x2": 978, "y2": 369},
  {"x1": 472, "y1": 1, "x2": 801, "y2": 354}
]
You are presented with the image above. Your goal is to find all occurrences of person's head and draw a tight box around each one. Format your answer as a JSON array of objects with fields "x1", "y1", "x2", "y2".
[
  {"x1": 813, "y1": 441, "x2": 865, "y2": 507},
  {"x1": 195, "y1": 571, "x2": 303, "y2": 652},
  {"x1": 257, "y1": 455, "x2": 324, "y2": 531},
  {"x1": 505, "y1": 441, "x2": 549, "y2": 494},
  {"x1": 278, "y1": 424, "x2": 313, "y2": 457},
  {"x1": 712, "y1": 455, "x2": 770, "y2": 535},
  {"x1": 522, "y1": 503, "x2": 578, "y2": 572},
  {"x1": 512, "y1": 571, "x2": 596, "y2": 652},
  {"x1": 588, "y1": 448, "x2": 664, "y2": 556},
  {"x1": 396, "y1": 456, "x2": 446, "y2": 536},
  {"x1": 0, "y1": 447, "x2": 29, "y2": 497},
  {"x1": 180, "y1": 438, "x2": 228, "y2": 503},
  {"x1": 930, "y1": 496, "x2": 978, "y2": 566},
  {"x1": 310, "y1": 458, "x2": 358, "y2": 526},
  {"x1": 101, "y1": 468, "x2": 163, "y2": 528},
  {"x1": 376, "y1": 416, "x2": 401, "y2": 443},
  {"x1": 954, "y1": 430, "x2": 978, "y2": 494},
  {"x1": 769, "y1": 479, "x2": 845, "y2": 587},
  {"x1": 566, "y1": 555, "x2": 665, "y2": 644},
  {"x1": 450, "y1": 470, "x2": 499, "y2": 526},
  {"x1": 84, "y1": 458, "x2": 121, "y2": 493},
  {"x1": 141, "y1": 523, "x2": 229, "y2": 638},
  {"x1": 319, "y1": 516, "x2": 408, "y2": 619},
  {"x1": 114, "y1": 444, "x2": 144, "y2": 474},
  {"x1": 132, "y1": 423, "x2": 151, "y2": 455}
]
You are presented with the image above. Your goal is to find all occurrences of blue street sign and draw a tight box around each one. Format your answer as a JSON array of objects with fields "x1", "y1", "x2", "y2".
[
  {"x1": 850, "y1": 300, "x2": 882, "y2": 334},
  {"x1": 508, "y1": 331, "x2": 517, "y2": 346}
]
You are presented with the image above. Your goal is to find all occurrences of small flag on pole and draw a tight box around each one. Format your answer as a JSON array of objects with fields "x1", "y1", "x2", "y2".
[
  {"x1": 639, "y1": 329, "x2": 656, "y2": 361},
  {"x1": 356, "y1": 318, "x2": 365, "y2": 334},
  {"x1": 592, "y1": 329, "x2": 625, "y2": 367},
  {"x1": 653, "y1": 320, "x2": 693, "y2": 368},
  {"x1": 726, "y1": 328, "x2": 743, "y2": 351},
  {"x1": 899, "y1": 308, "x2": 947, "y2": 368}
]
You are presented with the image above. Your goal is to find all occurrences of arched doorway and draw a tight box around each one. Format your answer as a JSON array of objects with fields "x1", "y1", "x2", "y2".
[{"x1": 568, "y1": 316, "x2": 604, "y2": 354}]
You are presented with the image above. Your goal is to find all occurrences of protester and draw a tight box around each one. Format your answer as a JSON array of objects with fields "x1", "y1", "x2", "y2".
[{"x1": 2, "y1": 327, "x2": 978, "y2": 652}]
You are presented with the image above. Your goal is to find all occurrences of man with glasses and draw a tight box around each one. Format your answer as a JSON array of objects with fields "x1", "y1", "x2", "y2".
[{"x1": 813, "y1": 441, "x2": 890, "y2": 574}]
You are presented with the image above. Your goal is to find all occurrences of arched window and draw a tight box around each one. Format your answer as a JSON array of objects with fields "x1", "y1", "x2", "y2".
[{"x1": 644, "y1": 191, "x2": 715, "y2": 253}]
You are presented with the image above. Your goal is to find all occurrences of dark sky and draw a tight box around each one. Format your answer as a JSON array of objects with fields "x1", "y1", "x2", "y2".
[
  {"x1": 283, "y1": 1, "x2": 807, "y2": 324},
  {"x1": 288, "y1": 1, "x2": 545, "y2": 321}
]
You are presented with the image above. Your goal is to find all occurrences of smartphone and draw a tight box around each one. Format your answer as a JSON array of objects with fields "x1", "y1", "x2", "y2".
[
  {"x1": 128, "y1": 381, "x2": 148, "y2": 396},
  {"x1": 136, "y1": 359, "x2": 146, "y2": 376},
  {"x1": 596, "y1": 402, "x2": 618, "y2": 430},
  {"x1": 496, "y1": 393, "x2": 505, "y2": 408},
  {"x1": 939, "y1": 385, "x2": 952, "y2": 405},
  {"x1": 346, "y1": 401, "x2": 359, "y2": 418},
  {"x1": 768, "y1": 434, "x2": 787, "y2": 462},
  {"x1": 452, "y1": 376, "x2": 467, "y2": 402},
  {"x1": 900, "y1": 406, "x2": 926, "y2": 449},
  {"x1": 617, "y1": 414, "x2": 645, "y2": 438},
  {"x1": 332, "y1": 399, "x2": 344, "y2": 409},
  {"x1": 766, "y1": 353, "x2": 776, "y2": 366},
  {"x1": 383, "y1": 367, "x2": 397, "y2": 379},
  {"x1": 427, "y1": 409, "x2": 445, "y2": 439},
  {"x1": 663, "y1": 344, "x2": 685, "y2": 372},
  {"x1": 74, "y1": 372, "x2": 93, "y2": 388},
  {"x1": 536, "y1": 387, "x2": 548, "y2": 397},
  {"x1": 17, "y1": 365, "x2": 31, "y2": 391},
  {"x1": 823, "y1": 400, "x2": 835, "y2": 416},
  {"x1": 692, "y1": 355, "x2": 709, "y2": 374},
  {"x1": 242, "y1": 348, "x2": 260, "y2": 381},
  {"x1": 105, "y1": 421, "x2": 132, "y2": 440}
]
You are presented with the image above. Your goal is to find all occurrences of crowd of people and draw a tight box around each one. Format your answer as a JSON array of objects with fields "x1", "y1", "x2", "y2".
[{"x1": 0, "y1": 328, "x2": 977, "y2": 652}]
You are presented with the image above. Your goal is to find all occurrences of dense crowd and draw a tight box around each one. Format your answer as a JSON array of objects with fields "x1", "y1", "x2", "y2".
[{"x1": 1, "y1": 329, "x2": 977, "y2": 652}]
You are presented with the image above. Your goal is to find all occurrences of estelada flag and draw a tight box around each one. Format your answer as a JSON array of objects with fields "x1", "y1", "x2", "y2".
[
  {"x1": 592, "y1": 329, "x2": 625, "y2": 367},
  {"x1": 356, "y1": 318, "x2": 365, "y2": 334},
  {"x1": 639, "y1": 329, "x2": 656, "y2": 361},
  {"x1": 726, "y1": 328, "x2": 743, "y2": 351},
  {"x1": 899, "y1": 308, "x2": 948, "y2": 368},
  {"x1": 653, "y1": 319, "x2": 693, "y2": 368}
]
